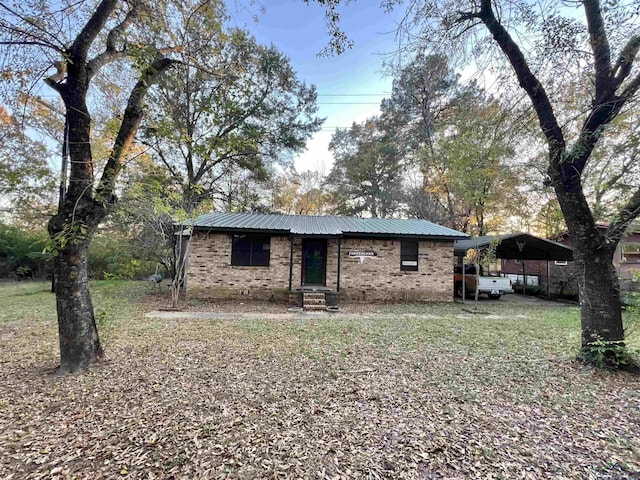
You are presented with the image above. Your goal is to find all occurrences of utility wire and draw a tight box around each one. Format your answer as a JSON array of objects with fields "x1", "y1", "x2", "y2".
[
  {"x1": 317, "y1": 93, "x2": 389, "y2": 96},
  {"x1": 317, "y1": 102, "x2": 381, "y2": 105}
]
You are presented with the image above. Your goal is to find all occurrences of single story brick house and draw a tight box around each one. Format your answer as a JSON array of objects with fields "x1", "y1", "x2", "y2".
[{"x1": 184, "y1": 212, "x2": 468, "y2": 303}]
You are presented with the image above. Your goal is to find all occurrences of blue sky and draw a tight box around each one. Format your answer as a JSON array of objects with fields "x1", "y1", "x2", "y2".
[{"x1": 228, "y1": 1, "x2": 403, "y2": 173}]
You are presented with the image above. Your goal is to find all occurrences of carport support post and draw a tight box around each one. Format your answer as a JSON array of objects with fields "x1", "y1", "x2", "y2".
[
  {"x1": 522, "y1": 260, "x2": 527, "y2": 295},
  {"x1": 288, "y1": 236, "x2": 294, "y2": 292},
  {"x1": 546, "y1": 260, "x2": 550, "y2": 300},
  {"x1": 336, "y1": 238, "x2": 341, "y2": 292},
  {"x1": 462, "y1": 258, "x2": 466, "y2": 304}
]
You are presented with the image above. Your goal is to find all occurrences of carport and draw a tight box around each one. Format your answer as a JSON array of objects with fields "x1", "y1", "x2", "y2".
[{"x1": 454, "y1": 233, "x2": 574, "y2": 299}]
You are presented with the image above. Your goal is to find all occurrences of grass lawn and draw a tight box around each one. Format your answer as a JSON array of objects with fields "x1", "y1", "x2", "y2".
[{"x1": 1, "y1": 281, "x2": 640, "y2": 479}]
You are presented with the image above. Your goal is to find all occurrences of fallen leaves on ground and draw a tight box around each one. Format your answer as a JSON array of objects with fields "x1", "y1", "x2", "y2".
[{"x1": 1, "y1": 286, "x2": 639, "y2": 479}]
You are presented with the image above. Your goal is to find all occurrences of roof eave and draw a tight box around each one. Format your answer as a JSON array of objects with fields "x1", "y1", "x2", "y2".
[
  {"x1": 192, "y1": 226, "x2": 291, "y2": 236},
  {"x1": 342, "y1": 232, "x2": 466, "y2": 241},
  {"x1": 191, "y1": 225, "x2": 467, "y2": 241}
]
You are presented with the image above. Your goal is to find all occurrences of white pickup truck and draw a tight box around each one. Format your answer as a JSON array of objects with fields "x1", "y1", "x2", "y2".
[{"x1": 454, "y1": 265, "x2": 513, "y2": 299}]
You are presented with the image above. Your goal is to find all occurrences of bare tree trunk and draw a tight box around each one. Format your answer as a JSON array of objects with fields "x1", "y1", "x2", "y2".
[
  {"x1": 574, "y1": 244, "x2": 624, "y2": 348},
  {"x1": 11, "y1": 0, "x2": 180, "y2": 375},
  {"x1": 54, "y1": 240, "x2": 103, "y2": 374},
  {"x1": 553, "y1": 157, "x2": 625, "y2": 351},
  {"x1": 47, "y1": 83, "x2": 107, "y2": 374}
]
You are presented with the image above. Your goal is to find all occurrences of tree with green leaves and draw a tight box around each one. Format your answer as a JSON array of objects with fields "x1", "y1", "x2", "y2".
[
  {"x1": 402, "y1": 172, "x2": 450, "y2": 224},
  {"x1": 0, "y1": 106, "x2": 56, "y2": 224},
  {"x1": 326, "y1": 116, "x2": 406, "y2": 218},
  {"x1": 270, "y1": 169, "x2": 330, "y2": 215},
  {"x1": 312, "y1": 0, "x2": 640, "y2": 365},
  {"x1": 0, "y1": 0, "x2": 226, "y2": 374},
  {"x1": 112, "y1": 158, "x2": 183, "y2": 274},
  {"x1": 513, "y1": 79, "x2": 640, "y2": 236},
  {"x1": 0, "y1": 223, "x2": 51, "y2": 279},
  {"x1": 142, "y1": 27, "x2": 322, "y2": 213},
  {"x1": 426, "y1": 88, "x2": 517, "y2": 235},
  {"x1": 387, "y1": 54, "x2": 516, "y2": 233}
]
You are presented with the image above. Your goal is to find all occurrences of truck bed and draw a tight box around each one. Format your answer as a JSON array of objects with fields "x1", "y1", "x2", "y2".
[{"x1": 454, "y1": 272, "x2": 513, "y2": 299}]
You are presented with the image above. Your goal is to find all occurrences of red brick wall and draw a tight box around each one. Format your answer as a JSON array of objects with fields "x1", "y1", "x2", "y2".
[
  {"x1": 187, "y1": 232, "x2": 455, "y2": 302},
  {"x1": 332, "y1": 238, "x2": 453, "y2": 302}
]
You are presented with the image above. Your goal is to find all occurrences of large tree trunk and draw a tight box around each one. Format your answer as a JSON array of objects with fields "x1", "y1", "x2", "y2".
[
  {"x1": 54, "y1": 240, "x2": 103, "y2": 374},
  {"x1": 553, "y1": 155, "x2": 625, "y2": 351},
  {"x1": 49, "y1": 79, "x2": 107, "y2": 374},
  {"x1": 470, "y1": 0, "x2": 638, "y2": 366},
  {"x1": 574, "y1": 242, "x2": 624, "y2": 348}
]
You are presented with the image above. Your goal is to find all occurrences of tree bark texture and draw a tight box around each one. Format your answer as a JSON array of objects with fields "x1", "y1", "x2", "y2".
[
  {"x1": 3, "y1": 0, "x2": 180, "y2": 374},
  {"x1": 573, "y1": 249, "x2": 624, "y2": 348},
  {"x1": 555, "y1": 184, "x2": 624, "y2": 348},
  {"x1": 54, "y1": 240, "x2": 103, "y2": 374},
  {"x1": 48, "y1": 89, "x2": 106, "y2": 374}
]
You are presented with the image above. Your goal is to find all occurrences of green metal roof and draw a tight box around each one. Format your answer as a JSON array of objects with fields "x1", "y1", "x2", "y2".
[{"x1": 189, "y1": 212, "x2": 468, "y2": 239}]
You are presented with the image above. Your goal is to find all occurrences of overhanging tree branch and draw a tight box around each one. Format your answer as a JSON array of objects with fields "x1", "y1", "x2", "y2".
[
  {"x1": 568, "y1": 73, "x2": 640, "y2": 177},
  {"x1": 620, "y1": 71, "x2": 640, "y2": 99},
  {"x1": 43, "y1": 60, "x2": 67, "y2": 93},
  {"x1": 0, "y1": 39, "x2": 63, "y2": 51},
  {"x1": 474, "y1": 0, "x2": 565, "y2": 158},
  {"x1": 606, "y1": 187, "x2": 640, "y2": 246},
  {"x1": 139, "y1": 136, "x2": 182, "y2": 182},
  {"x1": 96, "y1": 56, "x2": 178, "y2": 201},
  {"x1": 70, "y1": 0, "x2": 117, "y2": 63},
  {"x1": 0, "y1": 1, "x2": 66, "y2": 51},
  {"x1": 583, "y1": 0, "x2": 613, "y2": 99},
  {"x1": 86, "y1": 3, "x2": 140, "y2": 78},
  {"x1": 612, "y1": 35, "x2": 640, "y2": 86}
]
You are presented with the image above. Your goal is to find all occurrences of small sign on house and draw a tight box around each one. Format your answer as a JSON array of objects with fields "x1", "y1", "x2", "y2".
[
  {"x1": 348, "y1": 250, "x2": 377, "y2": 257},
  {"x1": 348, "y1": 250, "x2": 377, "y2": 263}
]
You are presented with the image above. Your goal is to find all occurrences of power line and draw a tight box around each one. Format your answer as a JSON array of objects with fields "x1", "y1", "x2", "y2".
[
  {"x1": 317, "y1": 102, "x2": 381, "y2": 105},
  {"x1": 317, "y1": 93, "x2": 389, "y2": 97}
]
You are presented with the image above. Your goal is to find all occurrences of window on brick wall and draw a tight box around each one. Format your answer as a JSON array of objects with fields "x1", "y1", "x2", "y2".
[
  {"x1": 400, "y1": 240, "x2": 419, "y2": 271},
  {"x1": 231, "y1": 235, "x2": 270, "y2": 266},
  {"x1": 621, "y1": 243, "x2": 640, "y2": 263}
]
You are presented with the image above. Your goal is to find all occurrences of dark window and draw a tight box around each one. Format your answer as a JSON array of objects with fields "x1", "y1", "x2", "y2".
[
  {"x1": 231, "y1": 235, "x2": 270, "y2": 266},
  {"x1": 622, "y1": 243, "x2": 640, "y2": 263},
  {"x1": 400, "y1": 240, "x2": 418, "y2": 271}
]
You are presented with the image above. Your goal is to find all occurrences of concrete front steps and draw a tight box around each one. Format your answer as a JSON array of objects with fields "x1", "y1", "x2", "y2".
[
  {"x1": 302, "y1": 292, "x2": 326, "y2": 311},
  {"x1": 289, "y1": 287, "x2": 338, "y2": 312}
]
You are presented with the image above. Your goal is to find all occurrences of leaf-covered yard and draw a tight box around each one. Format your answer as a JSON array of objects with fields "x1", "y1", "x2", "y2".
[{"x1": 1, "y1": 282, "x2": 639, "y2": 479}]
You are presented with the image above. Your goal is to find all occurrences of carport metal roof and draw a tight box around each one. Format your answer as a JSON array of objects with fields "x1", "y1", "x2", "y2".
[{"x1": 454, "y1": 233, "x2": 573, "y2": 261}]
